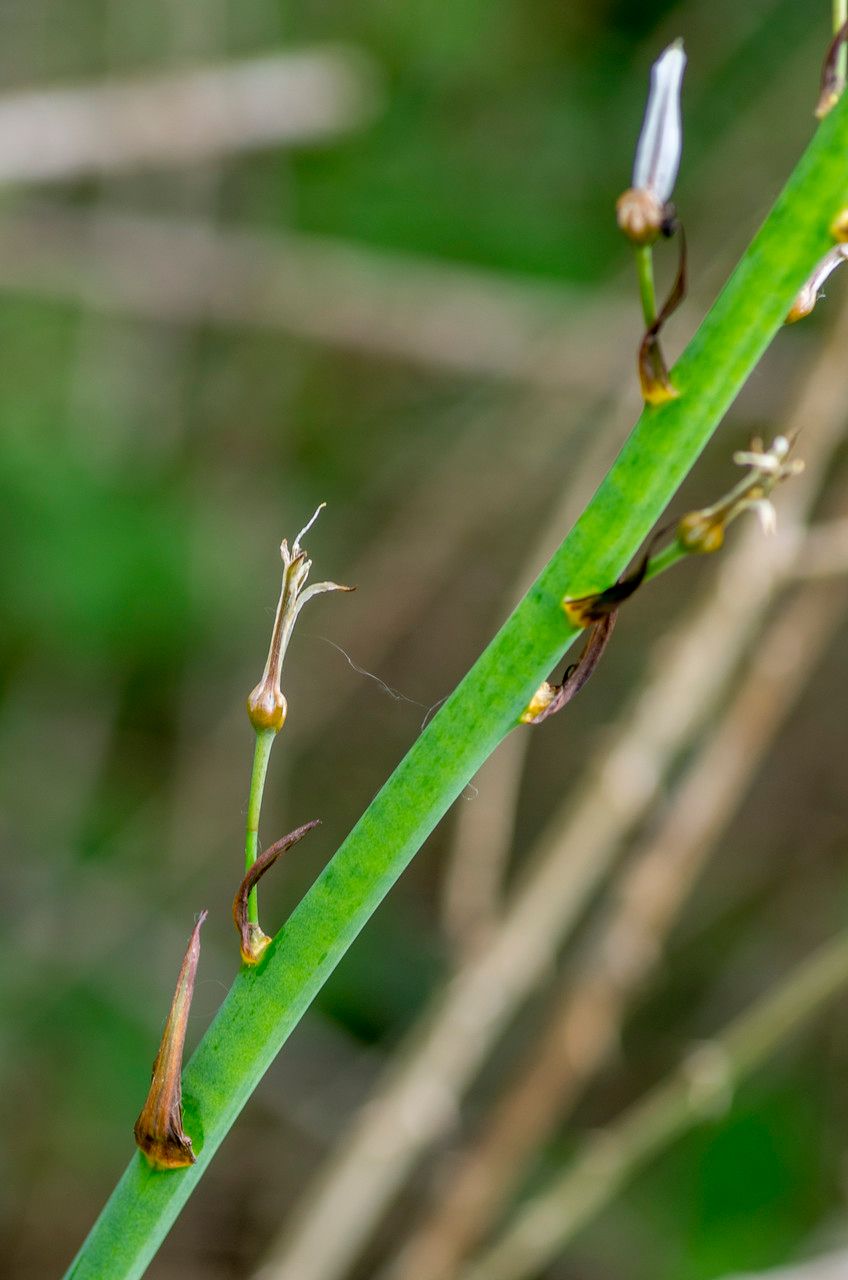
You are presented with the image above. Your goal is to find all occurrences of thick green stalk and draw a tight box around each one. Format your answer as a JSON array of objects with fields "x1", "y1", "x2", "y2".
[{"x1": 65, "y1": 96, "x2": 848, "y2": 1280}]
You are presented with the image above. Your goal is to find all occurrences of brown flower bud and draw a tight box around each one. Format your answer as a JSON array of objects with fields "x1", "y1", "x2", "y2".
[{"x1": 677, "y1": 511, "x2": 726, "y2": 555}]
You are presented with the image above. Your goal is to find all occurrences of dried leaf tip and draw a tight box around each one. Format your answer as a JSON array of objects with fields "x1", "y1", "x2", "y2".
[
  {"x1": 234, "y1": 821, "x2": 321, "y2": 965},
  {"x1": 617, "y1": 40, "x2": 686, "y2": 245},
  {"x1": 134, "y1": 912, "x2": 207, "y2": 1170},
  {"x1": 785, "y1": 244, "x2": 848, "y2": 323},
  {"x1": 677, "y1": 435, "x2": 804, "y2": 554},
  {"x1": 247, "y1": 505, "x2": 353, "y2": 732}
]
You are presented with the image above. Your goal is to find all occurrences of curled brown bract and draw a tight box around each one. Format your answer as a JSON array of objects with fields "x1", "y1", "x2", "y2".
[
  {"x1": 234, "y1": 821, "x2": 321, "y2": 965},
  {"x1": 638, "y1": 225, "x2": 687, "y2": 405},
  {"x1": 522, "y1": 612, "x2": 617, "y2": 725}
]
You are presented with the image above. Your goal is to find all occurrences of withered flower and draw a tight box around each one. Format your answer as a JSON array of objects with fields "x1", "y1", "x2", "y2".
[
  {"x1": 134, "y1": 912, "x2": 207, "y2": 1170},
  {"x1": 617, "y1": 41, "x2": 687, "y2": 245},
  {"x1": 785, "y1": 244, "x2": 848, "y2": 323},
  {"x1": 247, "y1": 505, "x2": 352, "y2": 733},
  {"x1": 234, "y1": 821, "x2": 321, "y2": 965},
  {"x1": 677, "y1": 434, "x2": 804, "y2": 554}
]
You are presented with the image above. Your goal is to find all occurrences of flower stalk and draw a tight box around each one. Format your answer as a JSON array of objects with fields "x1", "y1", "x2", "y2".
[
  {"x1": 242, "y1": 505, "x2": 350, "y2": 960},
  {"x1": 523, "y1": 436, "x2": 804, "y2": 724}
]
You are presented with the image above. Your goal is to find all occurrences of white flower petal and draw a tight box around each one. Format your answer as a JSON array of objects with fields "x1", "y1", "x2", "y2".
[{"x1": 633, "y1": 39, "x2": 686, "y2": 203}]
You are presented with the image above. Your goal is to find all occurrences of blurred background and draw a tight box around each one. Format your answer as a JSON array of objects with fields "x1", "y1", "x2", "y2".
[{"x1": 2, "y1": 1, "x2": 848, "y2": 1277}]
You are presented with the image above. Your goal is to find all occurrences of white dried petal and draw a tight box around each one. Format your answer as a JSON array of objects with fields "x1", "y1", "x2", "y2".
[
  {"x1": 633, "y1": 39, "x2": 686, "y2": 203},
  {"x1": 749, "y1": 499, "x2": 778, "y2": 537}
]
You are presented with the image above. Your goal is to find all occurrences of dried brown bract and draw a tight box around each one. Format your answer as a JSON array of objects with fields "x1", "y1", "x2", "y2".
[
  {"x1": 638, "y1": 225, "x2": 687, "y2": 404},
  {"x1": 521, "y1": 612, "x2": 617, "y2": 725},
  {"x1": 234, "y1": 821, "x2": 321, "y2": 965},
  {"x1": 134, "y1": 912, "x2": 207, "y2": 1170}
]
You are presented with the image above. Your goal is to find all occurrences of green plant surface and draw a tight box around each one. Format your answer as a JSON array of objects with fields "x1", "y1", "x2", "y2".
[{"x1": 65, "y1": 93, "x2": 848, "y2": 1280}]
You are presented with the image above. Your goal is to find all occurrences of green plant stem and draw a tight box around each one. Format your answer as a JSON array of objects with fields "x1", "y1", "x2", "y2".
[
  {"x1": 460, "y1": 930, "x2": 848, "y2": 1280},
  {"x1": 244, "y1": 728, "x2": 276, "y2": 926},
  {"x1": 64, "y1": 93, "x2": 848, "y2": 1280},
  {"x1": 634, "y1": 243, "x2": 658, "y2": 327},
  {"x1": 643, "y1": 535, "x2": 688, "y2": 585}
]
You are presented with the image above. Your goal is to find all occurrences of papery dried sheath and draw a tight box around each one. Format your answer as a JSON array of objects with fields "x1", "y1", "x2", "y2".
[
  {"x1": 234, "y1": 821, "x2": 321, "y2": 965},
  {"x1": 134, "y1": 912, "x2": 207, "y2": 1170}
]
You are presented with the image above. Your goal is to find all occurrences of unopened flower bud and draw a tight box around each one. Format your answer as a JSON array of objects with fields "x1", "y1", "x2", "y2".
[
  {"x1": 618, "y1": 40, "x2": 686, "y2": 245},
  {"x1": 247, "y1": 684, "x2": 288, "y2": 733},
  {"x1": 677, "y1": 511, "x2": 726, "y2": 555}
]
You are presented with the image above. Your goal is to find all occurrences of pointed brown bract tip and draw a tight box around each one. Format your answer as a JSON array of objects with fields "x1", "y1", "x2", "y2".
[
  {"x1": 134, "y1": 911, "x2": 207, "y2": 1171},
  {"x1": 234, "y1": 820, "x2": 321, "y2": 964}
]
